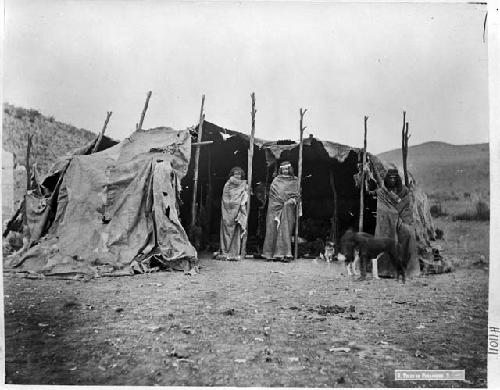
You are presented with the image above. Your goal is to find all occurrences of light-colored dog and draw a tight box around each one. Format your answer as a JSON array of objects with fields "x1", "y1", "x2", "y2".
[{"x1": 319, "y1": 241, "x2": 335, "y2": 262}]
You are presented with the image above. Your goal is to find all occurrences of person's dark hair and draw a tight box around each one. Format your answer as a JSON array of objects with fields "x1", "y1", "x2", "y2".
[
  {"x1": 228, "y1": 166, "x2": 245, "y2": 179},
  {"x1": 384, "y1": 169, "x2": 402, "y2": 191}
]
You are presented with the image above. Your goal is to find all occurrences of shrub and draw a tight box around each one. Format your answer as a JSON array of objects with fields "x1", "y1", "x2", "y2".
[
  {"x1": 475, "y1": 200, "x2": 490, "y2": 220},
  {"x1": 27, "y1": 109, "x2": 41, "y2": 123},
  {"x1": 430, "y1": 203, "x2": 448, "y2": 218},
  {"x1": 453, "y1": 199, "x2": 490, "y2": 221},
  {"x1": 13, "y1": 107, "x2": 27, "y2": 119}
]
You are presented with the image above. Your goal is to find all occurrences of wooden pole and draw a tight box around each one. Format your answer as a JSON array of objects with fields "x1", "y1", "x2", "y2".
[
  {"x1": 401, "y1": 111, "x2": 407, "y2": 186},
  {"x1": 401, "y1": 110, "x2": 406, "y2": 160},
  {"x1": 3, "y1": 198, "x2": 25, "y2": 237},
  {"x1": 38, "y1": 162, "x2": 71, "y2": 237},
  {"x1": 25, "y1": 134, "x2": 33, "y2": 191},
  {"x1": 23, "y1": 133, "x2": 33, "y2": 244},
  {"x1": 92, "y1": 111, "x2": 112, "y2": 154},
  {"x1": 358, "y1": 116, "x2": 368, "y2": 232},
  {"x1": 402, "y1": 118, "x2": 411, "y2": 188},
  {"x1": 137, "y1": 91, "x2": 152, "y2": 131},
  {"x1": 32, "y1": 163, "x2": 43, "y2": 195},
  {"x1": 190, "y1": 95, "x2": 206, "y2": 235},
  {"x1": 205, "y1": 147, "x2": 213, "y2": 249},
  {"x1": 329, "y1": 167, "x2": 338, "y2": 248},
  {"x1": 294, "y1": 108, "x2": 307, "y2": 260},
  {"x1": 242, "y1": 92, "x2": 256, "y2": 256}
]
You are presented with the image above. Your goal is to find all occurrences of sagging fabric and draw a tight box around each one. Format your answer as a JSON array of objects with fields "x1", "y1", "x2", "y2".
[
  {"x1": 375, "y1": 186, "x2": 420, "y2": 277},
  {"x1": 219, "y1": 176, "x2": 248, "y2": 260},
  {"x1": 152, "y1": 160, "x2": 197, "y2": 261},
  {"x1": 262, "y1": 174, "x2": 300, "y2": 259},
  {"x1": 5, "y1": 128, "x2": 197, "y2": 277}
]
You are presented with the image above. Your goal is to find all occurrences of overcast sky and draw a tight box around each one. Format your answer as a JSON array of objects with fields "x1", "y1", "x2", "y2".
[{"x1": 3, "y1": 1, "x2": 488, "y2": 154}]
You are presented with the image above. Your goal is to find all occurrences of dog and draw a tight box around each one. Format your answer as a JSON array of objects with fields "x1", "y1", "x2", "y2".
[
  {"x1": 337, "y1": 249, "x2": 360, "y2": 276},
  {"x1": 339, "y1": 228, "x2": 408, "y2": 283},
  {"x1": 319, "y1": 240, "x2": 335, "y2": 262}
]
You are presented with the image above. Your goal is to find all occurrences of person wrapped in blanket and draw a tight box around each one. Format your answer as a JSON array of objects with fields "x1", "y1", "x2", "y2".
[
  {"x1": 365, "y1": 167, "x2": 419, "y2": 279},
  {"x1": 262, "y1": 161, "x2": 300, "y2": 262},
  {"x1": 217, "y1": 166, "x2": 248, "y2": 261}
]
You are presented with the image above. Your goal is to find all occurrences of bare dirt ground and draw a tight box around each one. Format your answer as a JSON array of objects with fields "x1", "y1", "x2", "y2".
[{"x1": 3, "y1": 219, "x2": 488, "y2": 387}]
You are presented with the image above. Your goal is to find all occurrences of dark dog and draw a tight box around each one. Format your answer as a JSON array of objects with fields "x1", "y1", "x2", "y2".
[{"x1": 339, "y1": 229, "x2": 407, "y2": 283}]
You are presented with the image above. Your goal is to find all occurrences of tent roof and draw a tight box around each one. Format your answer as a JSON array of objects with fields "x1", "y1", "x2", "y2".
[{"x1": 196, "y1": 121, "x2": 374, "y2": 164}]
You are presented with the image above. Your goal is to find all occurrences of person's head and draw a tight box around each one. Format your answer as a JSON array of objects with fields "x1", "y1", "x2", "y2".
[
  {"x1": 384, "y1": 169, "x2": 402, "y2": 190},
  {"x1": 278, "y1": 161, "x2": 294, "y2": 176},
  {"x1": 229, "y1": 166, "x2": 245, "y2": 180}
]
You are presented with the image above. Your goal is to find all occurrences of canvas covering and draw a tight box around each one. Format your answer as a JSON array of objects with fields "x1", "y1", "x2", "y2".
[{"x1": 6, "y1": 128, "x2": 197, "y2": 277}]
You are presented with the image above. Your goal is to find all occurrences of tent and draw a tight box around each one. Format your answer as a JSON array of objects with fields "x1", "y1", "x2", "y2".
[
  {"x1": 5, "y1": 120, "x2": 439, "y2": 279},
  {"x1": 179, "y1": 121, "x2": 439, "y2": 277},
  {"x1": 5, "y1": 127, "x2": 197, "y2": 278}
]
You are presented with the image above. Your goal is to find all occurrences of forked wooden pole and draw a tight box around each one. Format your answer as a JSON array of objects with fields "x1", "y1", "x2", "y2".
[
  {"x1": 294, "y1": 108, "x2": 307, "y2": 260},
  {"x1": 92, "y1": 111, "x2": 112, "y2": 154},
  {"x1": 401, "y1": 110, "x2": 406, "y2": 160},
  {"x1": 137, "y1": 91, "x2": 152, "y2": 130},
  {"x1": 402, "y1": 119, "x2": 411, "y2": 188},
  {"x1": 190, "y1": 95, "x2": 206, "y2": 235},
  {"x1": 358, "y1": 116, "x2": 368, "y2": 232},
  {"x1": 242, "y1": 92, "x2": 256, "y2": 256}
]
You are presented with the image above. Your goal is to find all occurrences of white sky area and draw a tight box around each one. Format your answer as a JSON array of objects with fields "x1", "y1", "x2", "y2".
[{"x1": 3, "y1": 1, "x2": 489, "y2": 154}]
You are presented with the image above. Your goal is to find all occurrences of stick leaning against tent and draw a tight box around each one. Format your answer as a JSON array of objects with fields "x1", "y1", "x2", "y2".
[
  {"x1": 241, "y1": 92, "x2": 256, "y2": 257},
  {"x1": 136, "y1": 91, "x2": 152, "y2": 131},
  {"x1": 294, "y1": 108, "x2": 307, "y2": 260},
  {"x1": 189, "y1": 95, "x2": 206, "y2": 238},
  {"x1": 358, "y1": 115, "x2": 368, "y2": 232},
  {"x1": 92, "y1": 111, "x2": 113, "y2": 154},
  {"x1": 401, "y1": 111, "x2": 411, "y2": 188}
]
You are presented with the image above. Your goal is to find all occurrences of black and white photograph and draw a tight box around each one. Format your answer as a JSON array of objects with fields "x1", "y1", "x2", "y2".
[{"x1": 1, "y1": 0, "x2": 497, "y2": 387}]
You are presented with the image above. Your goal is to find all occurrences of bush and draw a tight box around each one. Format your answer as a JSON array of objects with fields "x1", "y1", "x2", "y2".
[
  {"x1": 27, "y1": 109, "x2": 41, "y2": 123},
  {"x1": 13, "y1": 107, "x2": 27, "y2": 119},
  {"x1": 453, "y1": 199, "x2": 490, "y2": 221},
  {"x1": 430, "y1": 203, "x2": 448, "y2": 218},
  {"x1": 475, "y1": 200, "x2": 490, "y2": 220}
]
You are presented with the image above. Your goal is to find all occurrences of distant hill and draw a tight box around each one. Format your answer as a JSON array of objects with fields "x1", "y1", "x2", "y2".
[
  {"x1": 2, "y1": 103, "x2": 99, "y2": 175},
  {"x1": 377, "y1": 141, "x2": 489, "y2": 197}
]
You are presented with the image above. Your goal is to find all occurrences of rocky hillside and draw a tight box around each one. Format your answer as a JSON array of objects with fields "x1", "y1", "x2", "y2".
[{"x1": 2, "y1": 103, "x2": 98, "y2": 175}]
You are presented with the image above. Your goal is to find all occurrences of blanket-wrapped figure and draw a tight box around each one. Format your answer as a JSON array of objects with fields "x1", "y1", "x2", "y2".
[
  {"x1": 262, "y1": 161, "x2": 300, "y2": 261},
  {"x1": 368, "y1": 167, "x2": 420, "y2": 278},
  {"x1": 218, "y1": 167, "x2": 248, "y2": 261}
]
